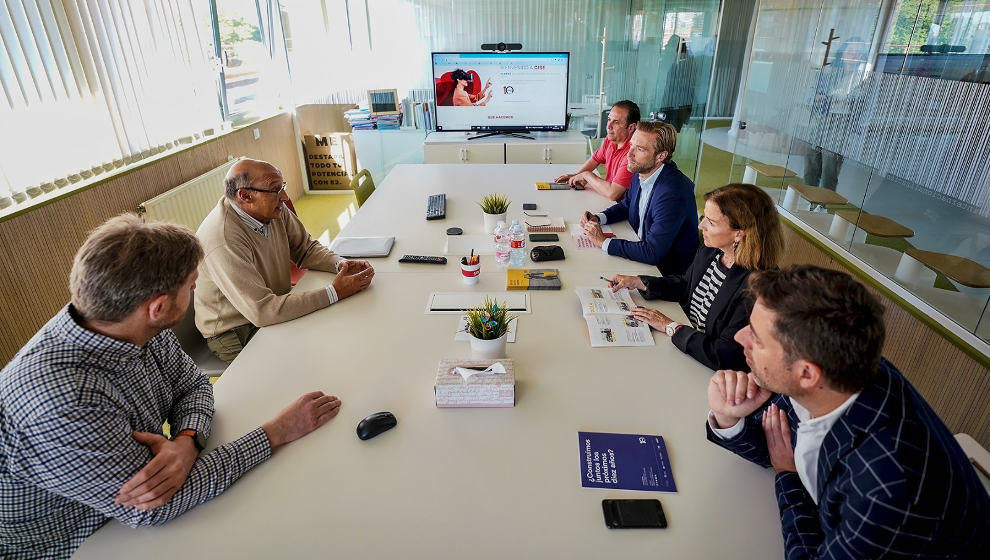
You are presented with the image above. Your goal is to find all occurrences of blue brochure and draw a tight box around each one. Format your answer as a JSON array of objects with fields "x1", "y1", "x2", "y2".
[{"x1": 578, "y1": 431, "x2": 677, "y2": 492}]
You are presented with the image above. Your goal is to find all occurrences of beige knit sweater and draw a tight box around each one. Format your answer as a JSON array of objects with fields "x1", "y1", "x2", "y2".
[{"x1": 194, "y1": 197, "x2": 343, "y2": 337}]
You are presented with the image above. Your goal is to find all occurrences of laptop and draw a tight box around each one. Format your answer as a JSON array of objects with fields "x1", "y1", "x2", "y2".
[{"x1": 329, "y1": 236, "x2": 395, "y2": 258}]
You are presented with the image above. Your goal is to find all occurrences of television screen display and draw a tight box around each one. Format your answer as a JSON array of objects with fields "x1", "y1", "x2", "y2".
[{"x1": 432, "y1": 52, "x2": 569, "y2": 132}]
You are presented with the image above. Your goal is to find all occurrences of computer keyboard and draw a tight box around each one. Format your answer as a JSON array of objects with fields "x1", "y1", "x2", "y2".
[{"x1": 426, "y1": 193, "x2": 446, "y2": 220}]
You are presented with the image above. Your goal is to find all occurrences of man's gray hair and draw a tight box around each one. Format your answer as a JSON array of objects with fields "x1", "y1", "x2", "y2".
[
  {"x1": 224, "y1": 171, "x2": 251, "y2": 198},
  {"x1": 70, "y1": 213, "x2": 204, "y2": 322}
]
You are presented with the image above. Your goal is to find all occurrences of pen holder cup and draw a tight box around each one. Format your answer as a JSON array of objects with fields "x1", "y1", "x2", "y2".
[{"x1": 460, "y1": 257, "x2": 481, "y2": 285}]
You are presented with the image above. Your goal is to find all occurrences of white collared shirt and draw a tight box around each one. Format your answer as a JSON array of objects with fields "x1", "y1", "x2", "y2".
[
  {"x1": 597, "y1": 164, "x2": 664, "y2": 253},
  {"x1": 708, "y1": 392, "x2": 859, "y2": 503},
  {"x1": 789, "y1": 393, "x2": 859, "y2": 503}
]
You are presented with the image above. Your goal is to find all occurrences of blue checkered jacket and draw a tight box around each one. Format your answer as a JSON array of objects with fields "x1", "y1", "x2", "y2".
[
  {"x1": 0, "y1": 306, "x2": 271, "y2": 559},
  {"x1": 707, "y1": 359, "x2": 990, "y2": 559}
]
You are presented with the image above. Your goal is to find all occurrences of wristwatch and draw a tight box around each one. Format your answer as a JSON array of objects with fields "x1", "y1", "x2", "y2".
[
  {"x1": 173, "y1": 429, "x2": 204, "y2": 451},
  {"x1": 665, "y1": 322, "x2": 680, "y2": 337}
]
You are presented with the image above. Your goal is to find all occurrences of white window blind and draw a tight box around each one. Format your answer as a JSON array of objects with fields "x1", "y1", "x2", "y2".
[{"x1": 0, "y1": 0, "x2": 222, "y2": 209}]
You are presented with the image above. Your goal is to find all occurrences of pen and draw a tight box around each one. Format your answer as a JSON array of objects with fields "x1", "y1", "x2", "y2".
[{"x1": 600, "y1": 275, "x2": 615, "y2": 287}]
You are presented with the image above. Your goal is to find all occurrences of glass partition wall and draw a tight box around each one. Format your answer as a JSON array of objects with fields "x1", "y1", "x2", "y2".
[{"x1": 710, "y1": 0, "x2": 990, "y2": 345}]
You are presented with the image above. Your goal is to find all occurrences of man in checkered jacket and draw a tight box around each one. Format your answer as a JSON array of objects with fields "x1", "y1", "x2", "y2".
[
  {"x1": 706, "y1": 265, "x2": 989, "y2": 559},
  {"x1": 0, "y1": 214, "x2": 343, "y2": 559}
]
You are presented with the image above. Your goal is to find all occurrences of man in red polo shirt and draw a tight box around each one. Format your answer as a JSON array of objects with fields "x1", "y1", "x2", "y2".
[{"x1": 555, "y1": 100, "x2": 639, "y2": 201}]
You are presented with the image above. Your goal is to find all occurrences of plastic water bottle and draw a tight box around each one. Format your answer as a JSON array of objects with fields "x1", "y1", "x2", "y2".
[
  {"x1": 493, "y1": 221, "x2": 510, "y2": 267},
  {"x1": 509, "y1": 220, "x2": 526, "y2": 267}
]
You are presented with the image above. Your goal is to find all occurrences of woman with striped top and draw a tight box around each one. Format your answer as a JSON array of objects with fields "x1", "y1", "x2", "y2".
[{"x1": 607, "y1": 183, "x2": 783, "y2": 371}]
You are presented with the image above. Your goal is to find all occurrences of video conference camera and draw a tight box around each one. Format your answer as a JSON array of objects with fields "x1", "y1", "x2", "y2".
[{"x1": 481, "y1": 42, "x2": 523, "y2": 52}]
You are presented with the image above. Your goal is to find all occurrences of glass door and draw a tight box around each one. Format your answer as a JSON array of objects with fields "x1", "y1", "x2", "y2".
[{"x1": 732, "y1": 0, "x2": 990, "y2": 344}]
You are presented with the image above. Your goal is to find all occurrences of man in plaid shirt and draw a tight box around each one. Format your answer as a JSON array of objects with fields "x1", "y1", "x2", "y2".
[
  {"x1": 0, "y1": 214, "x2": 343, "y2": 559},
  {"x1": 706, "y1": 266, "x2": 989, "y2": 559}
]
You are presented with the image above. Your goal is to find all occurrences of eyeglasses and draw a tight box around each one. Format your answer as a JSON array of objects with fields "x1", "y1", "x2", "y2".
[{"x1": 240, "y1": 182, "x2": 286, "y2": 196}]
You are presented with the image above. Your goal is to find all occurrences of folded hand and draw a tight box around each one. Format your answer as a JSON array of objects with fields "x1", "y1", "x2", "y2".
[{"x1": 115, "y1": 432, "x2": 199, "y2": 511}]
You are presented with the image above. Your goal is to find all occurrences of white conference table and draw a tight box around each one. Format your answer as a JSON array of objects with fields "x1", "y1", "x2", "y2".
[{"x1": 77, "y1": 164, "x2": 782, "y2": 558}]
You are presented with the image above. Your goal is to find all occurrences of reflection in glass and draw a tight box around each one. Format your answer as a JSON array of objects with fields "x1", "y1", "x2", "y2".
[{"x1": 718, "y1": 0, "x2": 990, "y2": 343}]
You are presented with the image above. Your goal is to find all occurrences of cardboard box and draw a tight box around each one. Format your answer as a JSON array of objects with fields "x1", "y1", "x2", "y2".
[
  {"x1": 303, "y1": 133, "x2": 356, "y2": 191},
  {"x1": 435, "y1": 359, "x2": 515, "y2": 407}
]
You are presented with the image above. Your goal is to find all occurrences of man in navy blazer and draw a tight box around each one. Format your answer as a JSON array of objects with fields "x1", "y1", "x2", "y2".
[
  {"x1": 706, "y1": 265, "x2": 989, "y2": 559},
  {"x1": 580, "y1": 121, "x2": 697, "y2": 275}
]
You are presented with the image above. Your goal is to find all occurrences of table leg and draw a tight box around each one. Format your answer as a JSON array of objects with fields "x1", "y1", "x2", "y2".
[
  {"x1": 782, "y1": 186, "x2": 800, "y2": 212},
  {"x1": 828, "y1": 214, "x2": 853, "y2": 243},
  {"x1": 743, "y1": 165, "x2": 756, "y2": 184},
  {"x1": 894, "y1": 252, "x2": 926, "y2": 286}
]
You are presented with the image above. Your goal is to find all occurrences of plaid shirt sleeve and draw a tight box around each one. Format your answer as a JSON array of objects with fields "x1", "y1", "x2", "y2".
[
  {"x1": 160, "y1": 330, "x2": 214, "y2": 441},
  {"x1": 11, "y1": 404, "x2": 271, "y2": 527}
]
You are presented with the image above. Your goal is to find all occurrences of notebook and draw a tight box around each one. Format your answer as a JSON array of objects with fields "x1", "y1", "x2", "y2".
[
  {"x1": 328, "y1": 236, "x2": 395, "y2": 257},
  {"x1": 535, "y1": 181, "x2": 570, "y2": 190},
  {"x1": 524, "y1": 217, "x2": 566, "y2": 232},
  {"x1": 506, "y1": 268, "x2": 561, "y2": 290}
]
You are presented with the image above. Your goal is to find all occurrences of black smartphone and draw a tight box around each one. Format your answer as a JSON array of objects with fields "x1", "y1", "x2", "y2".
[
  {"x1": 572, "y1": 184, "x2": 585, "y2": 190},
  {"x1": 602, "y1": 499, "x2": 667, "y2": 529},
  {"x1": 522, "y1": 203, "x2": 537, "y2": 210},
  {"x1": 530, "y1": 233, "x2": 559, "y2": 242}
]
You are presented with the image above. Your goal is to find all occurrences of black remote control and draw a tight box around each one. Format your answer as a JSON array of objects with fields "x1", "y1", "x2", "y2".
[{"x1": 399, "y1": 255, "x2": 447, "y2": 264}]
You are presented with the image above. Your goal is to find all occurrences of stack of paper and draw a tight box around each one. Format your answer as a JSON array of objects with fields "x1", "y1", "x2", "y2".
[
  {"x1": 435, "y1": 359, "x2": 514, "y2": 407},
  {"x1": 345, "y1": 108, "x2": 375, "y2": 130},
  {"x1": 375, "y1": 114, "x2": 402, "y2": 130}
]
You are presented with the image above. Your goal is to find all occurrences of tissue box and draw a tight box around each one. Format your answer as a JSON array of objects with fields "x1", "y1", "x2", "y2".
[{"x1": 435, "y1": 359, "x2": 515, "y2": 408}]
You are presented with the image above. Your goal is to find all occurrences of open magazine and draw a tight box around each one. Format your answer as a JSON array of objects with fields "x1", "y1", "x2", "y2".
[{"x1": 574, "y1": 287, "x2": 655, "y2": 347}]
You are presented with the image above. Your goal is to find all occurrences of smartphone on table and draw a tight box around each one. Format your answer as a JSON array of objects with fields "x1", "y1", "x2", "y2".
[{"x1": 601, "y1": 499, "x2": 667, "y2": 529}]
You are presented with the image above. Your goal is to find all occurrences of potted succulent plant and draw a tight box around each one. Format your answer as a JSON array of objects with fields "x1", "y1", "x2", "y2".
[
  {"x1": 478, "y1": 192, "x2": 510, "y2": 234},
  {"x1": 463, "y1": 296, "x2": 515, "y2": 359}
]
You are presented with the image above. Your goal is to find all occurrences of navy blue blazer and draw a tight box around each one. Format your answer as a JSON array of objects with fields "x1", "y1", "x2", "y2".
[
  {"x1": 601, "y1": 160, "x2": 697, "y2": 275},
  {"x1": 707, "y1": 359, "x2": 990, "y2": 559},
  {"x1": 639, "y1": 245, "x2": 751, "y2": 371}
]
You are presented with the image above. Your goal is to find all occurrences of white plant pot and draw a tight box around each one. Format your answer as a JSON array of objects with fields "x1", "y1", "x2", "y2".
[
  {"x1": 483, "y1": 212, "x2": 507, "y2": 234},
  {"x1": 468, "y1": 332, "x2": 507, "y2": 359}
]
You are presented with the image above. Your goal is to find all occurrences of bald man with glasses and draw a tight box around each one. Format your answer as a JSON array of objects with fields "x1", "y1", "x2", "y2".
[{"x1": 195, "y1": 158, "x2": 374, "y2": 362}]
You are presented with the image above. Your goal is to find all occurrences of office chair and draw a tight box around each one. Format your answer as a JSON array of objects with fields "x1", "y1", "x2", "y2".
[
  {"x1": 171, "y1": 298, "x2": 228, "y2": 377},
  {"x1": 283, "y1": 198, "x2": 307, "y2": 285},
  {"x1": 351, "y1": 169, "x2": 376, "y2": 207}
]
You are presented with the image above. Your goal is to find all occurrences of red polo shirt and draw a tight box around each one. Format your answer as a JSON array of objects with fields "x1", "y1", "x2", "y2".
[{"x1": 592, "y1": 138, "x2": 633, "y2": 189}]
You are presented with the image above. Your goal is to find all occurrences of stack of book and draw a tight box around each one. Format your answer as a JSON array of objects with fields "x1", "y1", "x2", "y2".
[
  {"x1": 345, "y1": 108, "x2": 375, "y2": 130},
  {"x1": 375, "y1": 114, "x2": 402, "y2": 129},
  {"x1": 345, "y1": 108, "x2": 405, "y2": 130}
]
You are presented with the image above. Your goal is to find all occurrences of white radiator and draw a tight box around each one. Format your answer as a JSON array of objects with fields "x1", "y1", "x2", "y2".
[{"x1": 138, "y1": 158, "x2": 239, "y2": 231}]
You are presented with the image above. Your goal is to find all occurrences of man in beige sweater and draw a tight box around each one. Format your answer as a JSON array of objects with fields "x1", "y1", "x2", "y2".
[{"x1": 195, "y1": 158, "x2": 374, "y2": 361}]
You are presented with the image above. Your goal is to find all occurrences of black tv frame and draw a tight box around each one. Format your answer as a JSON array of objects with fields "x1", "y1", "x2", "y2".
[{"x1": 431, "y1": 51, "x2": 570, "y2": 136}]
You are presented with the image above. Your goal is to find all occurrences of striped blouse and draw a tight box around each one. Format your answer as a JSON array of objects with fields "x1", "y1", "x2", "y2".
[{"x1": 687, "y1": 252, "x2": 730, "y2": 329}]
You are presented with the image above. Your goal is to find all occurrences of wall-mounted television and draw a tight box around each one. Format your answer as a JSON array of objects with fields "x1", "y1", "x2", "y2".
[{"x1": 432, "y1": 52, "x2": 569, "y2": 133}]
